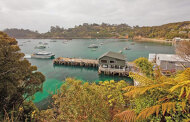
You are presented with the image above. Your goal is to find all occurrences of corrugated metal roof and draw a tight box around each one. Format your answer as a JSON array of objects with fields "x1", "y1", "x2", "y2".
[
  {"x1": 157, "y1": 54, "x2": 188, "y2": 62},
  {"x1": 99, "y1": 51, "x2": 126, "y2": 60}
]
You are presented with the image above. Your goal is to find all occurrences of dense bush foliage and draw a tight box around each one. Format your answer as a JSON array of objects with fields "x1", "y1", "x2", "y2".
[
  {"x1": 134, "y1": 57, "x2": 154, "y2": 77},
  {"x1": 115, "y1": 68, "x2": 190, "y2": 122},
  {"x1": 39, "y1": 78, "x2": 129, "y2": 121},
  {"x1": 0, "y1": 32, "x2": 45, "y2": 121}
]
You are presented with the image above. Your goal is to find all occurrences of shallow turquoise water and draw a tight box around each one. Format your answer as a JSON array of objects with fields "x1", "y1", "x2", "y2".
[{"x1": 17, "y1": 39, "x2": 175, "y2": 102}]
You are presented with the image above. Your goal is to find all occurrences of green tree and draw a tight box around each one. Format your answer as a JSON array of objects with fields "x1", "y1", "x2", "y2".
[
  {"x1": 39, "y1": 78, "x2": 129, "y2": 122},
  {"x1": 134, "y1": 57, "x2": 154, "y2": 77},
  {"x1": 0, "y1": 32, "x2": 45, "y2": 120}
]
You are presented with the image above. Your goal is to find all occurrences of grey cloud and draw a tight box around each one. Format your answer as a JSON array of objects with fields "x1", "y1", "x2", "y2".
[{"x1": 0, "y1": 0, "x2": 190, "y2": 32}]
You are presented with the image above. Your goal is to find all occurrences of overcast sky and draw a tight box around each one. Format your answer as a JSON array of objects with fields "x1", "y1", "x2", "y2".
[{"x1": 0, "y1": 0, "x2": 190, "y2": 32}]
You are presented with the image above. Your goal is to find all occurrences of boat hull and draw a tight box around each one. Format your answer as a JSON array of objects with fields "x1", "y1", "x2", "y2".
[{"x1": 31, "y1": 55, "x2": 55, "y2": 59}]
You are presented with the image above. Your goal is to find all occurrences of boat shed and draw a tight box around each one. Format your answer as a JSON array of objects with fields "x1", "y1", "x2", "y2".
[
  {"x1": 98, "y1": 51, "x2": 126, "y2": 69},
  {"x1": 153, "y1": 54, "x2": 190, "y2": 74}
]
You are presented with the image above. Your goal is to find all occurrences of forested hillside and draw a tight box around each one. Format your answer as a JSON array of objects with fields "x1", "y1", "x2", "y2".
[
  {"x1": 4, "y1": 28, "x2": 41, "y2": 39},
  {"x1": 132, "y1": 21, "x2": 190, "y2": 39},
  {"x1": 3, "y1": 21, "x2": 190, "y2": 39}
]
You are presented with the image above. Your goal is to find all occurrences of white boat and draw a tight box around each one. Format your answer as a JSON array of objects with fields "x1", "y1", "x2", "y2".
[
  {"x1": 35, "y1": 45, "x2": 46, "y2": 49},
  {"x1": 24, "y1": 54, "x2": 31, "y2": 59},
  {"x1": 100, "y1": 43, "x2": 103, "y2": 45},
  {"x1": 119, "y1": 50, "x2": 123, "y2": 54},
  {"x1": 31, "y1": 51, "x2": 55, "y2": 59},
  {"x1": 63, "y1": 40, "x2": 68, "y2": 44},
  {"x1": 88, "y1": 44, "x2": 98, "y2": 48}
]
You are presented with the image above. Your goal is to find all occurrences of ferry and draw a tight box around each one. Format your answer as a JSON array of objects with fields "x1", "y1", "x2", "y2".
[
  {"x1": 31, "y1": 51, "x2": 55, "y2": 59},
  {"x1": 88, "y1": 44, "x2": 98, "y2": 48}
]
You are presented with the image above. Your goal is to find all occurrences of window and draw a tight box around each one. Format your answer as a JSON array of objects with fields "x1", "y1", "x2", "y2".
[
  {"x1": 110, "y1": 60, "x2": 115, "y2": 63},
  {"x1": 101, "y1": 60, "x2": 107, "y2": 63},
  {"x1": 169, "y1": 61, "x2": 175, "y2": 64}
]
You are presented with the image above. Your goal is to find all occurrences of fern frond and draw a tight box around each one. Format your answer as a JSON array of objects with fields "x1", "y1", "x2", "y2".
[
  {"x1": 175, "y1": 68, "x2": 190, "y2": 82},
  {"x1": 124, "y1": 82, "x2": 172, "y2": 98},
  {"x1": 186, "y1": 88, "x2": 190, "y2": 99},
  {"x1": 137, "y1": 105, "x2": 161, "y2": 120},
  {"x1": 180, "y1": 102, "x2": 186, "y2": 111},
  {"x1": 129, "y1": 72, "x2": 154, "y2": 85},
  {"x1": 122, "y1": 86, "x2": 137, "y2": 91},
  {"x1": 179, "y1": 86, "x2": 185, "y2": 98},
  {"x1": 137, "y1": 102, "x2": 177, "y2": 120},
  {"x1": 161, "y1": 102, "x2": 176, "y2": 115},
  {"x1": 114, "y1": 110, "x2": 136, "y2": 122},
  {"x1": 170, "y1": 80, "x2": 190, "y2": 94}
]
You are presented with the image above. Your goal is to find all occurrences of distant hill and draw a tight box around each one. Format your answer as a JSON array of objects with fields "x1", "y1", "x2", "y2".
[
  {"x1": 4, "y1": 28, "x2": 41, "y2": 39},
  {"x1": 3, "y1": 21, "x2": 190, "y2": 39},
  {"x1": 132, "y1": 21, "x2": 190, "y2": 39},
  {"x1": 41, "y1": 24, "x2": 131, "y2": 39}
]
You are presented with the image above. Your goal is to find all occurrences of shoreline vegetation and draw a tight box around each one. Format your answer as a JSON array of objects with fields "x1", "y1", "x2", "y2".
[
  {"x1": 3, "y1": 21, "x2": 190, "y2": 41},
  {"x1": 133, "y1": 37, "x2": 171, "y2": 43}
]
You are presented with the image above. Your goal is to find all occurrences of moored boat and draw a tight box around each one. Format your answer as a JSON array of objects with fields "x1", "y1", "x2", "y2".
[
  {"x1": 124, "y1": 47, "x2": 131, "y2": 50},
  {"x1": 88, "y1": 44, "x2": 98, "y2": 48},
  {"x1": 35, "y1": 45, "x2": 46, "y2": 49},
  {"x1": 50, "y1": 40, "x2": 57, "y2": 42},
  {"x1": 31, "y1": 51, "x2": 55, "y2": 59}
]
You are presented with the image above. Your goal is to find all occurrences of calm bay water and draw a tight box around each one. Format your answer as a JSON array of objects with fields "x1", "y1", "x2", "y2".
[{"x1": 17, "y1": 39, "x2": 175, "y2": 102}]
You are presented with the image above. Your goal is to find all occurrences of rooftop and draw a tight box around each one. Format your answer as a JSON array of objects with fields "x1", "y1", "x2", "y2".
[
  {"x1": 157, "y1": 54, "x2": 187, "y2": 62},
  {"x1": 99, "y1": 51, "x2": 126, "y2": 60}
]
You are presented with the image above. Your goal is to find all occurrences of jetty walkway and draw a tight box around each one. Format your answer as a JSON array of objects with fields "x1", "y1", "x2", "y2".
[
  {"x1": 53, "y1": 57, "x2": 99, "y2": 67},
  {"x1": 53, "y1": 57, "x2": 139, "y2": 77}
]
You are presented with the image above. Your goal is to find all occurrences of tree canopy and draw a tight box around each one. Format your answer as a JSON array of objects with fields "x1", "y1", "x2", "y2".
[
  {"x1": 0, "y1": 31, "x2": 45, "y2": 121},
  {"x1": 39, "y1": 78, "x2": 129, "y2": 121}
]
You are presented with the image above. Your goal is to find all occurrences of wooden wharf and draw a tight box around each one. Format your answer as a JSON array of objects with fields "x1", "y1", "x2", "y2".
[
  {"x1": 53, "y1": 57, "x2": 99, "y2": 67},
  {"x1": 53, "y1": 57, "x2": 139, "y2": 77}
]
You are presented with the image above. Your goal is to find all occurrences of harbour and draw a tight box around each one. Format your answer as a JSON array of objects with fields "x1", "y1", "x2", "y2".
[{"x1": 17, "y1": 39, "x2": 175, "y2": 102}]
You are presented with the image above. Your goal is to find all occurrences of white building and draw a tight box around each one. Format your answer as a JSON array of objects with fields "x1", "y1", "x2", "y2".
[
  {"x1": 173, "y1": 37, "x2": 181, "y2": 42},
  {"x1": 149, "y1": 54, "x2": 190, "y2": 74}
]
